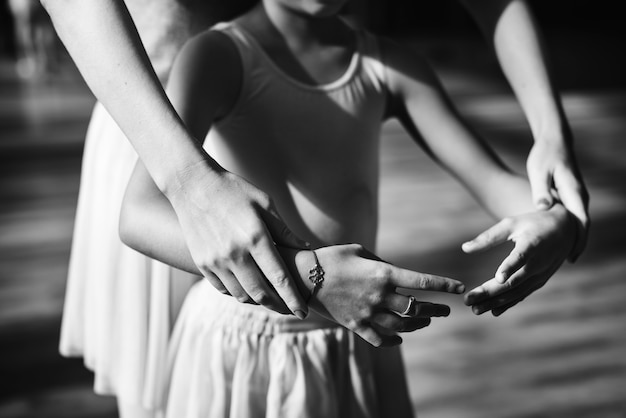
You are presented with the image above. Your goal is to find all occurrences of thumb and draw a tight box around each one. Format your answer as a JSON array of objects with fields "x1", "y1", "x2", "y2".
[
  {"x1": 528, "y1": 166, "x2": 554, "y2": 210},
  {"x1": 462, "y1": 219, "x2": 511, "y2": 254},
  {"x1": 262, "y1": 206, "x2": 310, "y2": 249}
]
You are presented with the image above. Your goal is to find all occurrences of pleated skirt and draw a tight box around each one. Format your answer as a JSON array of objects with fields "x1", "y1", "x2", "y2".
[
  {"x1": 59, "y1": 103, "x2": 196, "y2": 410},
  {"x1": 164, "y1": 280, "x2": 384, "y2": 418}
]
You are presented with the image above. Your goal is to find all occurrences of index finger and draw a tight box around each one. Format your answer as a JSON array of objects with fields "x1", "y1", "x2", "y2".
[
  {"x1": 251, "y1": 232, "x2": 308, "y2": 318},
  {"x1": 390, "y1": 266, "x2": 465, "y2": 294}
]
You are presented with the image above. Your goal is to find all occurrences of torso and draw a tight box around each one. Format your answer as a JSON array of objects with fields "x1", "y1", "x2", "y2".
[{"x1": 205, "y1": 21, "x2": 388, "y2": 249}]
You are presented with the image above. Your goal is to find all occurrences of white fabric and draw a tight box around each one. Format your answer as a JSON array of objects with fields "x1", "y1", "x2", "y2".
[
  {"x1": 165, "y1": 281, "x2": 379, "y2": 418},
  {"x1": 59, "y1": 103, "x2": 196, "y2": 410},
  {"x1": 161, "y1": 23, "x2": 406, "y2": 417}
]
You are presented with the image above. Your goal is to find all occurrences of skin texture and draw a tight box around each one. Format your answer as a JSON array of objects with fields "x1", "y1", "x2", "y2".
[
  {"x1": 460, "y1": 0, "x2": 589, "y2": 261},
  {"x1": 41, "y1": 0, "x2": 311, "y2": 318},
  {"x1": 121, "y1": 0, "x2": 574, "y2": 343},
  {"x1": 41, "y1": 0, "x2": 588, "y2": 319}
]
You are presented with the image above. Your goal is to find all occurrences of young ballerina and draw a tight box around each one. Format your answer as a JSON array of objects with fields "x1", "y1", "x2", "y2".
[{"x1": 119, "y1": 0, "x2": 576, "y2": 415}]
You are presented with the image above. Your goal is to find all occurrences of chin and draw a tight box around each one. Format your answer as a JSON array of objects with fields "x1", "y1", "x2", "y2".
[{"x1": 305, "y1": 0, "x2": 348, "y2": 17}]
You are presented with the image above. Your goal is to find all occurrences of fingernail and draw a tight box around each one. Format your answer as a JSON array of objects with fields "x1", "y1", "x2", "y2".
[
  {"x1": 294, "y1": 310, "x2": 307, "y2": 320},
  {"x1": 456, "y1": 284, "x2": 465, "y2": 293},
  {"x1": 537, "y1": 198, "x2": 551, "y2": 210},
  {"x1": 472, "y1": 306, "x2": 481, "y2": 315},
  {"x1": 496, "y1": 272, "x2": 506, "y2": 283}
]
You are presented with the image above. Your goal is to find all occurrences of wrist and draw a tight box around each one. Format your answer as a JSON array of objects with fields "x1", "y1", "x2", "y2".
[
  {"x1": 532, "y1": 121, "x2": 573, "y2": 146},
  {"x1": 294, "y1": 249, "x2": 320, "y2": 301},
  {"x1": 162, "y1": 157, "x2": 226, "y2": 206},
  {"x1": 548, "y1": 203, "x2": 578, "y2": 255}
]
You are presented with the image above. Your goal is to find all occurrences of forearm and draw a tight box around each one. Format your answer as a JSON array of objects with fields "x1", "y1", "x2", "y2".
[
  {"x1": 462, "y1": 0, "x2": 570, "y2": 143},
  {"x1": 41, "y1": 0, "x2": 222, "y2": 192},
  {"x1": 473, "y1": 170, "x2": 535, "y2": 220},
  {"x1": 119, "y1": 192, "x2": 199, "y2": 274},
  {"x1": 119, "y1": 190, "x2": 314, "y2": 294}
]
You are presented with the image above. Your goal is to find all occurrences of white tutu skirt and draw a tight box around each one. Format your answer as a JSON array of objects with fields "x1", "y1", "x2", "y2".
[
  {"x1": 59, "y1": 103, "x2": 196, "y2": 409},
  {"x1": 165, "y1": 280, "x2": 384, "y2": 418}
]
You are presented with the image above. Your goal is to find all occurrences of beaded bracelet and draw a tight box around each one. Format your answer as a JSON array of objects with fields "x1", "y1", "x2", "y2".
[{"x1": 306, "y1": 250, "x2": 325, "y2": 303}]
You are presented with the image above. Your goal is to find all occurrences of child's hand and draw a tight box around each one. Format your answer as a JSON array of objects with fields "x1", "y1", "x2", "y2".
[
  {"x1": 306, "y1": 244, "x2": 465, "y2": 347},
  {"x1": 461, "y1": 204, "x2": 576, "y2": 316}
]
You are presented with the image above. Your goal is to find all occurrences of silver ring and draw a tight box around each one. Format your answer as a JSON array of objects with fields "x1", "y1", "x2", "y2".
[{"x1": 401, "y1": 295, "x2": 417, "y2": 316}]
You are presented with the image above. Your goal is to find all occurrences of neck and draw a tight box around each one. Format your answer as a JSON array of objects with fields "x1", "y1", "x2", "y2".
[{"x1": 259, "y1": 1, "x2": 346, "y2": 49}]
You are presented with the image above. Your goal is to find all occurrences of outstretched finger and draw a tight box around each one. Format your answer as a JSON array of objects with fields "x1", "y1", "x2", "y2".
[
  {"x1": 251, "y1": 232, "x2": 308, "y2": 319},
  {"x1": 372, "y1": 312, "x2": 432, "y2": 333},
  {"x1": 462, "y1": 220, "x2": 511, "y2": 254},
  {"x1": 213, "y1": 269, "x2": 255, "y2": 304},
  {"x1": 354, "y1": 326, "x2": 402, "y2": 348},
  {"x1": 472, "y1": 281, "x2": 542, "y2": 315},
  {"x1": 200, "y1": 269, "x2": 231, "y2": 296},
  {"x1": 463, "y1": 272, "x2": 527, "y2": 307},
  {"x1": 385, "y1": 293, "x2": 451, "y2": 317},
  {"x1": 231, "y1": 254, "x2": 291, "y2": 314},
  {"x1": 390, "y1": 267, "x2": 465, "y2": 294},
  {"x1": 494, "y1": 242, "x2": 531, "y2": 283}
]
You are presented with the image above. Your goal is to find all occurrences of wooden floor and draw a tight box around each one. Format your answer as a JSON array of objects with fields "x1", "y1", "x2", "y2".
[{"x1": 1, "y1": 50, "x2": 625, "y2": 417}]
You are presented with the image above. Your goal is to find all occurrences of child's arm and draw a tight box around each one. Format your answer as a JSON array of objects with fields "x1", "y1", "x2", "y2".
[
  {"x1": 41, "y1": 0, "x2": 309, "y2": 319},
  {"x1": 381, "y1": 38, "x2": 576, "y2": 315},
  {"x1": 459, "y1": 0, "x2": 589, "y2": 261},
  {"x1": 121, "y1": 159, "x2": 465, "y2": 347}
]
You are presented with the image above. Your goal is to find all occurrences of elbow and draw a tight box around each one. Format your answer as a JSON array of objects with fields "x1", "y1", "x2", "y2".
[{"x1": 119, "y1": 201, "x2": 138, "y2": 251}]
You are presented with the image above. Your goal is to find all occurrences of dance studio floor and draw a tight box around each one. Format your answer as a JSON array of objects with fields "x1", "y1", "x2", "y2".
[{"x1": 1, "y1": 39, "x2": 625, "y2": 417}]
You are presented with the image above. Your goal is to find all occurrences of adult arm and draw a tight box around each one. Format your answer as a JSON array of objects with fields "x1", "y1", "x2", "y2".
[
  {"x1": 40, "y1": 0, "x2": 309, "y2": 317},
  {"x1": 382, "y1": 38, "x2": 575, "y2": 315},
  {"x1": 120, "y1": 158, "x2": 465, "y2": 347},
  {"x1": 459, "y1": 0, "x2": 589, "y2": 260}
]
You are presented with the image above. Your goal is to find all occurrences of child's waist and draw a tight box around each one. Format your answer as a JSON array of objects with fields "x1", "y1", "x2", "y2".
[{"x1": 185, "y1": 280, "x2": 339, "y2": 335}]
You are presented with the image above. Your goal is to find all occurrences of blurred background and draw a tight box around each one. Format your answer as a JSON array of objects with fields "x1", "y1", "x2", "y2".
[{"x1": 0, "y1": 0, "x2": 625, "y2": 417}]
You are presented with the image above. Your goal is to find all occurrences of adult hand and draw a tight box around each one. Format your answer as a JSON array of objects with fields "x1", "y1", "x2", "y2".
[
  {"x1": 527, "y1": 139, "x2": 590, "y2": 261},
  {"x1": 462, "y1": 204, "x2": 575, "y2": 316},
  {"x1": 309, "y1": 244, "x2": 465, "y2": 347},
  {"x1": 168, "y1": 163, "x2": 310, "y2": 318}
]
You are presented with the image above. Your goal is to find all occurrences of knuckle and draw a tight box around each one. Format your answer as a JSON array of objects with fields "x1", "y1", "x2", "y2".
[
  {"x1": 269, "y1": 274, "x2": 290, "y2": 288},
  {"x1": 360, "y1": 304, "x2": 375, "y2": 320},
  {"x1": 412, "y1": 303, "x2": 422, "y2": 316},
  {"x1": 368, "y1": 291, "x2": 385, "y2": 307},
  {"x1": 373, "y1": 265, "x2": 392, "y2": 283},
  {"x1": 419, "y1": 276, "x2": 432, "y2": 289},
  {"x1": 347, "y1": 243, "x2": 366, "y2": 255},
  {"x1": 501, "y1": 217, "x2": 514, "y2": 229},
  {"x1": 255, "y1": 192, "x2": 272, "y2": 210},
  {"x1": 197, "y1": 262, "x2": 215, "y2": 275},
  {"x1": 250, "y1": 289, "x2": 271, "y2": 306},
  {"x1": 346, "y1": 319, "x2": 361, "y2": 332},
  {"x1": 232, "y1": 291, "x2": 252, "y2": 304},
  {"x1": 218, "y1": 245, "x2": 244, "y2": 265},
  {"x1": 478, "y1": 231, "x2": 490, "y2": 243}
]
